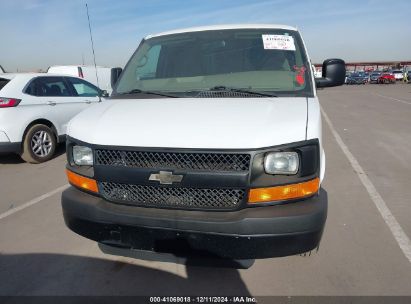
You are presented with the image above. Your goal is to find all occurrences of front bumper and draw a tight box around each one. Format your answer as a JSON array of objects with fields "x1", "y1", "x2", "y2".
[
  {"x1": 0, "y1": 131, "x2": 21, "y2": 154},
  {"x1": 62, "y1": 186, "x2": 327, "y2": 259},
  {"x1": 349, "y1": 79, "x2": 367, "y2": 84},
  {"x1": 0, "y1": 143, "x2": 21, "y2": 154}
]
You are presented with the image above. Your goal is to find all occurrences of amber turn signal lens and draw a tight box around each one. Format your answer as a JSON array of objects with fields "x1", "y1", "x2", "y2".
[
  {"x1": 66, "y1": 169, "x2": 98, "y2": 193},
  {"x1": 248, "y1": 178, "x2": 320, "y2": 204}
]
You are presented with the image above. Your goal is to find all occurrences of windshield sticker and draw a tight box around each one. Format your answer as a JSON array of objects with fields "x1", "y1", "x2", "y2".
[
  {"x1": 262, "y1": 34, "x2": 296, "y2": 51},
  {"x1": 294, "y1": 65, "x2": 306, "y2": 86}
]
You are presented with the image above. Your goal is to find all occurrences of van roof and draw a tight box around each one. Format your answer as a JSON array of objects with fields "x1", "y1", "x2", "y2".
[
  {"x1": 146, "y1": 24, "x2": 298, "y2": 39},
  {"x1": 48, "y1": 65, "x2": 109, "y2": 70},
  {"x1": 0, "y1": 73, "x2": 83, "y2": 81},
  {"x1": 0, "y1": 73, "x2": 46, "y2": 79}
]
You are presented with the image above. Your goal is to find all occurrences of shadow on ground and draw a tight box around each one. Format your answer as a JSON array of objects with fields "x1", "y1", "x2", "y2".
[{"x1": 0, "y1": 253, "x2": 251, "y2": 296}]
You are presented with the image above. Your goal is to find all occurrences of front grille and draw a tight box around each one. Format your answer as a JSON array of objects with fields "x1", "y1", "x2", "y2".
[
  {"x1": 95, "y1": 150, "x2": 251, "y2": 172},
  {"x1": 99, "y1": 182, "x2": 245, "y2": 210}
]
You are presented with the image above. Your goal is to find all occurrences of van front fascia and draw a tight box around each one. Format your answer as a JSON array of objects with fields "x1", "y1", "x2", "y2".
[{"x1": 66, "y1": 136, "x2": 320, "y2": 211}]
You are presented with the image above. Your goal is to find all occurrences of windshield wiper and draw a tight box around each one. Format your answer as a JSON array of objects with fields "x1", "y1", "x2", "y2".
[
  {"x1": 118, "y1": 89, "x2": 178, "y2": 98},
  {"x1": 207, "y1": 86, "x2": 278, "y2": 97}
]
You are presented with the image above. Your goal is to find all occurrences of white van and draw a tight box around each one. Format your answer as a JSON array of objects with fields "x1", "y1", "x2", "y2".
[
  {"x1": 61, "y1": 24, "x2": 345, "y2": 261},
  {"x1": 47, "y1": 65, "x2": 122, "y2": 94}
]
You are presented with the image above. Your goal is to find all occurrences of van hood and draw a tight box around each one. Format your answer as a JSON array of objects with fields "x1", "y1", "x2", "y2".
[{"x1": 68, "y1": 97, "x2": 308, "y2": 149}]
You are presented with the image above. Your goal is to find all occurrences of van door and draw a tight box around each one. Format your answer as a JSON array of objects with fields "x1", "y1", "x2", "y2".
[{"x1": 82, "y1": 67, "x2": 112, "y2": 93}]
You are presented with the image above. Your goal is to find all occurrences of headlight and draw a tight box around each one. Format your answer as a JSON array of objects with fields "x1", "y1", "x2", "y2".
[
  {"x1": 264, "y1": 152, "x2": 299, "y2": 175},
  {"x1": 72, "y1": 146, "x2": 93, "y2": 166}
]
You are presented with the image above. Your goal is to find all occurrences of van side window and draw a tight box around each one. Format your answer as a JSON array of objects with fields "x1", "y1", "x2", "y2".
[
  {"x1": 135, "y1": 45, "x2": 161, "y2": 80},
  {"x1": 67, "y1": 77, "x2": 100, "y2": 97},
  {"x1": 25, "y1": 77, "x2": 70, "y2": 97}
]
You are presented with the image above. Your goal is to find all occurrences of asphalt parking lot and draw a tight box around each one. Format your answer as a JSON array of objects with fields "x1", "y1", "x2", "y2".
[{"x1": 0, "y1": 83, "x2": 411, "y2": 297}]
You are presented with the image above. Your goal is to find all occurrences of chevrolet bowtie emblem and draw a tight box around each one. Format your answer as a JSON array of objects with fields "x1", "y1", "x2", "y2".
[{"x1": 149, "y1": 171, "x2": 183, "y2": 185}]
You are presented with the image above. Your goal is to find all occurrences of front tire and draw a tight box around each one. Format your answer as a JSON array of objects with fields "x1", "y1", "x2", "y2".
[{"x1": 21, "y1": 124, "x2": 56, "y2": 163}]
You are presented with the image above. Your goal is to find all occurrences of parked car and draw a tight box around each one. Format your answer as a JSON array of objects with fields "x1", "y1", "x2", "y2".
[
  {"x1": 369, "y1": 71, "x2": 383, "y2": 83},
  {"x1": 0, "y1": 73, "x2": 107, "y2": 163},
  {"x1": 47, "y1": 65, "x2": 122, "y2": 94},
  {"x1": 61, "y1": 24, "x2": 345, "y2": 261},
  {"x1": 391, "y1": 70, "x2": 404, "y2": 81},
  {"x1": 378, "y1": 73, "x2": 396, "y2": 84},
  {"x1": 346, "y1": 72, "x2": 368, "y2": 84},
  {"x1": 345, "y1": 72, "x2": 352, "y2": 84},
  {"x1": 364, "y1": 72, "x2": 370, "y2": 82}
]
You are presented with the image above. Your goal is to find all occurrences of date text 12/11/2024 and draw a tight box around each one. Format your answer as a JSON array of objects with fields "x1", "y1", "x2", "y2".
[{"x1": 149, "y1": 296, "x2": 257, "y2": 303}]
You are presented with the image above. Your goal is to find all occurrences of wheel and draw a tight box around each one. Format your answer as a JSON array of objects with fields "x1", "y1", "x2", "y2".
[{"x1": 21, "y1": 124, "x2": 56, "y2": 163}]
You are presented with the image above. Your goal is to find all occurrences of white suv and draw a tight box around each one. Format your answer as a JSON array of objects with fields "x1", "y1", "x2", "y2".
[
  {"x1": 392, "y1": 70, "x2": 404, "y2": 81},
  {"x1": 0, "y1": 73, "x2": 106, "y2": 163},
  {"x1": 62, "y1": 24, "x2": 345, "y2": 260}
]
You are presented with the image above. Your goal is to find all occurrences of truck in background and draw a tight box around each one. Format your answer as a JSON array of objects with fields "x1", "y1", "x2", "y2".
[{"x1": 47, "y1": 65, "x2": 122, "y2": 94}]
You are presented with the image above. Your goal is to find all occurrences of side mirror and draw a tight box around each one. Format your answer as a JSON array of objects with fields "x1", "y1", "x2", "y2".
[
  {"x1": 111, "y1": 67, "x2": 123, "y2": 88},
  {"x1": 315, "y1": 59, "x2": 346, "y2": 88},
  {"x1": 100, "y1": 90, "x2": 109, "y2": 98}
]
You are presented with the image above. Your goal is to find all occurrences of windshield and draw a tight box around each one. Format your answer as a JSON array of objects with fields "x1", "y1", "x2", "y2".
[{"x1": 114, "y1": 28, "x2": 314, "y2": 98}]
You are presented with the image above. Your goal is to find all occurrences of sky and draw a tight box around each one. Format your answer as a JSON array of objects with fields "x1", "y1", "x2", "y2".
[{"x1": 1, "y1": 0, "x2": 410, "y2": 72}]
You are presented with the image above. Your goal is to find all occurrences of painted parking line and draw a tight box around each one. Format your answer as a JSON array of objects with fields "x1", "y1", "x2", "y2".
[
  {"x1": 0, "y1": 184, "x2": 69, "y2": 220},
  {"x1": 321, "y1": 108, "x2": 411, "y2": 263},
  {"x1": 372, "y1": 93, "x2": 411, "y2": 105}
]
